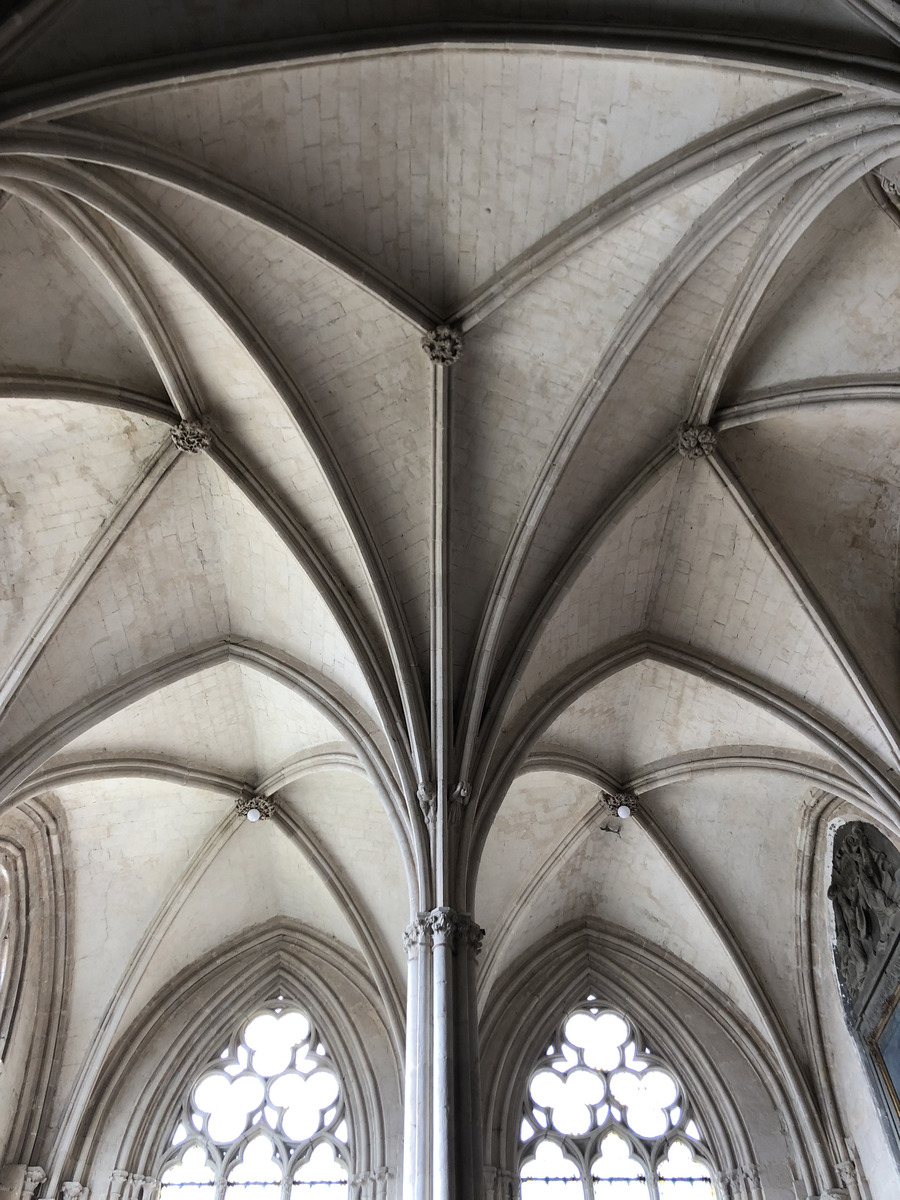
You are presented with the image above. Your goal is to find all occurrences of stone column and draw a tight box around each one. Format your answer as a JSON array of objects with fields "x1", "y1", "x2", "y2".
[
  {"x1": 403, "y1": 915, "x2": 432, "y2": 1200},
  {"x1": 402, "y1": 905, "x2": 485, "y2": 1200}
]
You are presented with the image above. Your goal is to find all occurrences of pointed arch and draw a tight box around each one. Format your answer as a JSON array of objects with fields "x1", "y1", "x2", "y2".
[
  {"x1": 0, "y1": 796, "x2": 69, "y2": 1166},
  {"x1": 479, "y1": 920, "x2": 836, "y2": 1197},
  {"x1": 54, "y1": 920, "x2": 401, "y2": 1198}
]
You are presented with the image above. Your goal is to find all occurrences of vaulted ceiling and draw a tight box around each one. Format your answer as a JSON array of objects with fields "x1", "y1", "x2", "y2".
[{"x1": 2, "y1": 0, "x2": 900, "y2": 1190}]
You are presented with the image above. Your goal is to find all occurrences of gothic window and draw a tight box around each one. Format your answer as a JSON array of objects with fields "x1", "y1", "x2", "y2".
[
  {"x1": 0, "y1": 859, "x2": 10, "y2": 1060},
  {"x1": 158, "y1": 1003, "x2": 350, "y2": 1200},
  {"x1": 519, "y1": 1001, "x2": 716, "y2": 1199},
  {"x1": 0, "y1": 847, "x2": 24, "y2": 1066}
]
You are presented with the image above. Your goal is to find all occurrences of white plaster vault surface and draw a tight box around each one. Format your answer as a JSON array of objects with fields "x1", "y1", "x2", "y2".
[{"x1": 2, "y1": 9, "x2": 900, "y2": 1197}]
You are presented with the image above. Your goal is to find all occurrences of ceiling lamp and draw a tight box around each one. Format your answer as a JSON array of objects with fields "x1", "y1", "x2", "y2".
[
  {"x1": 235, "y1": 791, "x2": 275, "y2": 822},
  {"x1": 602, "y1": 790, "x2": 640, "y2": 821}
]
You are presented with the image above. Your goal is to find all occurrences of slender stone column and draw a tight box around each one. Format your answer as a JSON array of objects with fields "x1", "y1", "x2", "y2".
[
  {"x1": 403, "y1": 916, "x2": 432, "y2": 1200},
  {"x1": 430, "y1": 909, "x2": 456, "y2": 1200},
  {"x1": 407, "y1": 325, "x2": 486, "y2": 1200},
  {"x1": 402, "y1": 905, "x2": 485, "y2": 1200}
]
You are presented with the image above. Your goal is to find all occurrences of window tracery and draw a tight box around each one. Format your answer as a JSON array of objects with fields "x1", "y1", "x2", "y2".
[
  {"x1": 0, "y1": 848, "x2": 24, "y2": 1067},
  {"x1": 519, "y1": 1002, "x2": 716, "y2": 1199},
  {"x1": 158, "y1": 1003, "x2": 349, "y2": 1200}
]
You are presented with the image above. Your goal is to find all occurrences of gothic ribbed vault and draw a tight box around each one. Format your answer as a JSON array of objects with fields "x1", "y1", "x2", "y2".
[{"x1": 2, "y1": 4, "x2": 900, "y2": 1199}]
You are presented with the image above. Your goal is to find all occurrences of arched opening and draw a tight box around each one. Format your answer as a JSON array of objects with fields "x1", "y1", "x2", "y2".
[
  {"x1": 158, "y1": 1003, "x2": 350, "y2": 1200},
  {"x1": 518, "y1": 1000, "x2": 716, "y2": 1200}
]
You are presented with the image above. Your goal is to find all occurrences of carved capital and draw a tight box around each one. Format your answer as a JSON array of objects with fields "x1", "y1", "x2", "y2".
[
  {"x1": 484, "y1": 1167, "x2": 517, "y2": 1200},
  {"x1": 171, "y1": 421, "x2": 212, "y2": 454},
  {"x1": 107, "y1": 1173, "x2": 129, "y2": 1200},
  {"x1": 463, "y1": 915, "x2": 486, "y2": 956},
  {"x1": 834, "y1": 1160, "x2": 857, "y2": 1186},
  {"x1": 717, "y1": 1164, "x2": 761, "y2": 1197},
  {"x1": 422, "y1": 325, "x2": 462, "y2": 365},
  {"x1": 429, "y1": 905, "x2": 461, "y2": 946},
  {"x1": 403, "y1": 915, "x2": 431, "y2": 957},
  {"x1": 235, "y1": 791, "x2": 275, "y2": 821},
  {"x1": 417, "y1": 781, "x2": 436, "y2": 825},
  {"x1": 742, "y1": 1163, "x2": 761, "y2": 1188},
  {"x1": 715, "y1": 1171, "x2": 739, "y2": 1200},
  {"x1": 675, "y1": 422, "x2": 717, "y2": 459},
  {"x1": 61, "y1": 1184, "x2": 88, "y2": 1200},
  {"x1": 22, "y1": 1170, "x2": 46, "y2": 1200},
  {"x1": 424, "y1": 906, "x2": 485, "y2": 953}
]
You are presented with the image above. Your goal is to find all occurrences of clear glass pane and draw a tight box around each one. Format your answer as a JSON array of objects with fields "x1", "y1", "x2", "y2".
[
  {"x1": 290, "y1": 1143, "x2": 347, "y2": 1200},
  {"x1": 657, "y1": 1141, "x2": 715, "y2": 1199},
  {"x1": 194, "y1": 1073, "x2": 265, "y2": 1144},
  {"x1": 590, "y1": 1133, "x2": 649, "y2": 1200},
  {"x1": 160, "y1": 1146, "x2": 216, "y2": 1200},
  {"x1": 273, "y1": 1069, "x2": 341, "y2": 1141},
  {"x1": 225, "y1": 1134, "x2": 282, "y2": 1200},
  {"x1": 565, "y1": 1013, "x2": 628, "y2": 1072},
  {"x1": 521, "y1": 1141, "x2": 583, "y2": 1200}
]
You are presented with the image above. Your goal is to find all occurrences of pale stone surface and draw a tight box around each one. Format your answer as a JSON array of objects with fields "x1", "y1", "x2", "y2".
[
  {"x1": 279, "y1": 770, "x2": 411, "y2": 983},
  {"x1": 479, "y1": 780, "x2": 759, "y2": 1019},
  {"x1": 1, "y1": 22, "x2": 899, "y2": 1200},
  {"x1": 539, "y1": 659, "x2": 824, "y2": 777},
  {"x1": 88, "y1": 53, "x2": 806, "y2": 308},
  {"x1": 0, "y1": 198, "x2": 162, "y2": 391},
  {"x1": 48, "y1": 778, "x2": 227, "y2": 1130},
  {"x1": 0, "y1": 400, "x2": 166, "y2": 668},
  {"x1": 725, "y1": 406, "x2": 900, "y2": 717},
  {"x1": 59, "y1": 660, "x2": 342, "y2": 779}
]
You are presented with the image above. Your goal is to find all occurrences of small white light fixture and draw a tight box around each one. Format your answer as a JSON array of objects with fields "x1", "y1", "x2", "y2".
[
  {"x1": 235, "y1": 792, "x2": 275, "y2": 822},
  {"x1": 602, "y1": 789, "x2": 640, "y2": 821}
]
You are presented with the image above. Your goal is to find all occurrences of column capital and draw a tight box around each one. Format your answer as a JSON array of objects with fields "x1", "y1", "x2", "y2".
[
  {"x1": 21, "y1": 1170, "x2": 46, "y2": 1200},
  {"x1": 61, "y1": 1184, "x2": 89, "y2": 1200},
  {"x1": 403, "y1": 914, "x2": 431, "y2": 957},
  {"x1": 426, "y1": 907, "x2": 485, "y2": 954}
]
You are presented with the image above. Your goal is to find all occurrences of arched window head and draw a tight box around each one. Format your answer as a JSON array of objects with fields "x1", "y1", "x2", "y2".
[
  {"x1": 519, "y1": 1001, "x2": 716, "y2": 1199},
  {"x1": 159, "y1": 1003, "x2": 349, "y2": 1200},
  {"x1": 0, "y1": 848, "x2": 25, "y2": 1067}
]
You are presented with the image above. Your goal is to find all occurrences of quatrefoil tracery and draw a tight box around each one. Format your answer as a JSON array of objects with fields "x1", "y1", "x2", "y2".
[
  {"x1": 520, "y1": 1004, "x2": 712, "y2": 1192},
  {"x1": 160, "y1": 1004, "x2": 349, "y2": 1187}
]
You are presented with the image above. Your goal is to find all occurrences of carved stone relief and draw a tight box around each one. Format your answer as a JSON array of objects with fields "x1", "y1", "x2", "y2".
[
  {"x1": 421, "y1": 326, "x2": 463, "y2": 365},
  {"x1": 170, "y1": 421, "x2": 212, "y2": 454},
  {"x1": 675, "y1": 422, "x2": 717, "y2": 459},
  {"x1": 829, "y1": 822, "x2": 900, "y2": 1001}
]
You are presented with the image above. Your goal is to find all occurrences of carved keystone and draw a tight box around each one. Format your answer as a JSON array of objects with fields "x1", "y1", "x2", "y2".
[
  {"x1": 422, "y1": 325, "x2": 463, "y2": 365},
  {"x1": 675, "y1": 422, "x2": 717, "y2": 459},
  {"x1": 602, "y1": 790, "x2": 640, "y2": 820},
  {"x1": 171, "y1": 421, "x2": 212, "y2": 454},
  {"x1": 235, "y1": 791, "x2": 275, "y2": 821}
]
